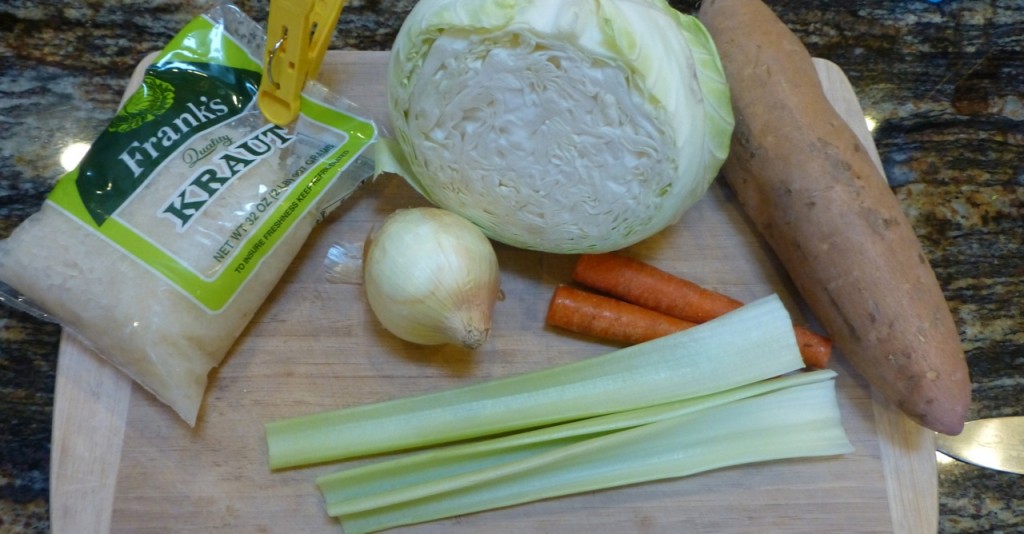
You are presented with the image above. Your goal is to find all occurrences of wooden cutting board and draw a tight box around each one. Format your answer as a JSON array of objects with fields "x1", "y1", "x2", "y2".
[{"x1": 49, "y1": 51, "x2": 937, "y2": 533}]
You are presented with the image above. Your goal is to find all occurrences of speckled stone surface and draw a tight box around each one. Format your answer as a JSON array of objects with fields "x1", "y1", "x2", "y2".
[{"x1": 0, "y1": 0, "x2": 1020, "y2": 532}]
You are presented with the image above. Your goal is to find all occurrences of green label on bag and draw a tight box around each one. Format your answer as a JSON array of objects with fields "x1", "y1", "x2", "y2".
[
  {"x1": 44, "y1": 13, "x2": 378, "y2": 313},
  {"x1": 76, "y1": 63, "x2": 262, "y2": 226}
]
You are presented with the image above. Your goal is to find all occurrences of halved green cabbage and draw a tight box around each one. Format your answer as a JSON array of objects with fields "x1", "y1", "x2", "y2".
[{"x1": 378, "y1": 0, "x2": 734, "y2": 253}]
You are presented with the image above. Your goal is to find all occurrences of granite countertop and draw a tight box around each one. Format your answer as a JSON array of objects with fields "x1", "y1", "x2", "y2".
[{"x1": 0, "y1": 0, "x2": 1020, "y2": 532}]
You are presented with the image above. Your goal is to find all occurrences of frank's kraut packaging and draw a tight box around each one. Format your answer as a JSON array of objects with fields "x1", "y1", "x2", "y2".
[{"x1": 0, "y1": 3, "x2": 377, "y2": 425}]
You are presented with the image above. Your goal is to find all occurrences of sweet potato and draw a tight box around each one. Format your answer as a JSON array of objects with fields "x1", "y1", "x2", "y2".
[{"x1": 698, "y1": 0, "x2": 970, "y2": 434}]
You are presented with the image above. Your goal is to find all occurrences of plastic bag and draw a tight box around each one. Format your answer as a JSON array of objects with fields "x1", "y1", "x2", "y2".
[{"x1": 0, "y1": 2, "x2": 377, "y2": 426}]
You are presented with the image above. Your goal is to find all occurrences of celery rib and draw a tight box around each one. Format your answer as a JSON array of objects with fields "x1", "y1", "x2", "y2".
[
  {"x1": 331, "y1": 378, "x2": 853, "y2": 534},
  {"x1": 316, "y1": 369, "x2": 836, "y2": 513},
  {"x1": 266, "y1": 295, "x2": 805, "y2": 469}
]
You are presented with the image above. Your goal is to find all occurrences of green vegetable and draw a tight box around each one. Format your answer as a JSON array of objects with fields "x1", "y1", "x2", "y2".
[
  {"x1": 377, "y1": 0, "x2": 734, "y2": 253},
  {"x1": 316, "y1": 369, "x2": 838, "y2": 510},
  {"x1": 319, "y1": 372, "x2": 850, "y2": 533},
  {"x1": 265, "y1": 295, "x2": 803, "y2": 469}
]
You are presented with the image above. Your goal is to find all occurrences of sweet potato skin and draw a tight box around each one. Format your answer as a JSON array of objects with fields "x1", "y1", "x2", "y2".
[{"x1": 699, "y1": 0, "x2": 970, "y2": 434}]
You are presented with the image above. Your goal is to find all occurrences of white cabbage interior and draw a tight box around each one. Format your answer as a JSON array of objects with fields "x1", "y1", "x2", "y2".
[{"x1": 403, "y1": 30, "x2": 679, "y2": 252}]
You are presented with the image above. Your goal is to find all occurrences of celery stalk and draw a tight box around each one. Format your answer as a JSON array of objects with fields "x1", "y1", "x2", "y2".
[
  {"x1": 330, "y1": 378, "x2": 852, "y2": 534},
  {"x1": 317, "y1": 369, "x2": 837, "y2": 514},
  {"x1": 266, "y1": 295, "x2": 804, "y2": 469}
]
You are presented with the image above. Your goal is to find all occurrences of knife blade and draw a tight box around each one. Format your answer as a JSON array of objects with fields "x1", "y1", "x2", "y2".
[{"x1": 935, "y1": 416, "x2": 1024, "y2": 475}]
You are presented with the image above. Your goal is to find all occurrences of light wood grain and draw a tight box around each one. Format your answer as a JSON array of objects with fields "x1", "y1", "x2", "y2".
[
  {"x1": 50, "y1": 331, "x2": 131, "y2": 534},
  {"x1": 50, "y1": 51, "x2": 936, "y2": 533}
]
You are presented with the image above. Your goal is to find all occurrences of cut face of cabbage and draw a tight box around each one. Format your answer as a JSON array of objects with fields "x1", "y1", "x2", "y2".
[
  {"x1": 383, "y1": 0, "x2": 734, "y2": 253},
  {"x1": 407, "y1": 31, "x2": 678, "y2": 250}
]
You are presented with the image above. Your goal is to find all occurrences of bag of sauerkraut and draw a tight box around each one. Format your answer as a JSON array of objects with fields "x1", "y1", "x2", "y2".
[{"x1": 0, "y1": 2, "x2": 377, "y2": 426}]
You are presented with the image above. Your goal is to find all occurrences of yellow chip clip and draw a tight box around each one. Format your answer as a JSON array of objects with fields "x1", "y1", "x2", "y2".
[{"x1": 258, "y1": 0, "x2": 346, "y2": 126}]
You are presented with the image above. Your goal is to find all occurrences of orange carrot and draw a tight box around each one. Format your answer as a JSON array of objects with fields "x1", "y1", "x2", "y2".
[
  {"x1": 546, "y1": 285, "x2": 696, "y2": 345},
  {"x1": 794, "y1": 327, "x2": 832, "y2": 370},
  {"x1": 573, "y1": 253, "x2": 741, "y2": 323},
  {"x1": 572, "y1": 253, "x2": 831, "y2": 368}
]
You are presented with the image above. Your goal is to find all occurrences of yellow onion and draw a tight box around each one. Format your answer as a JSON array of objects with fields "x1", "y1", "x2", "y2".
[{"x1": 363, "y1": 207, "x2": 501, "y2": 349}]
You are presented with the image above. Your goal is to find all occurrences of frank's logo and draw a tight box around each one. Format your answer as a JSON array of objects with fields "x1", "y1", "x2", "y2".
[{"x1": 108, "y1": 75, "x2": 176, "y2": 133}]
